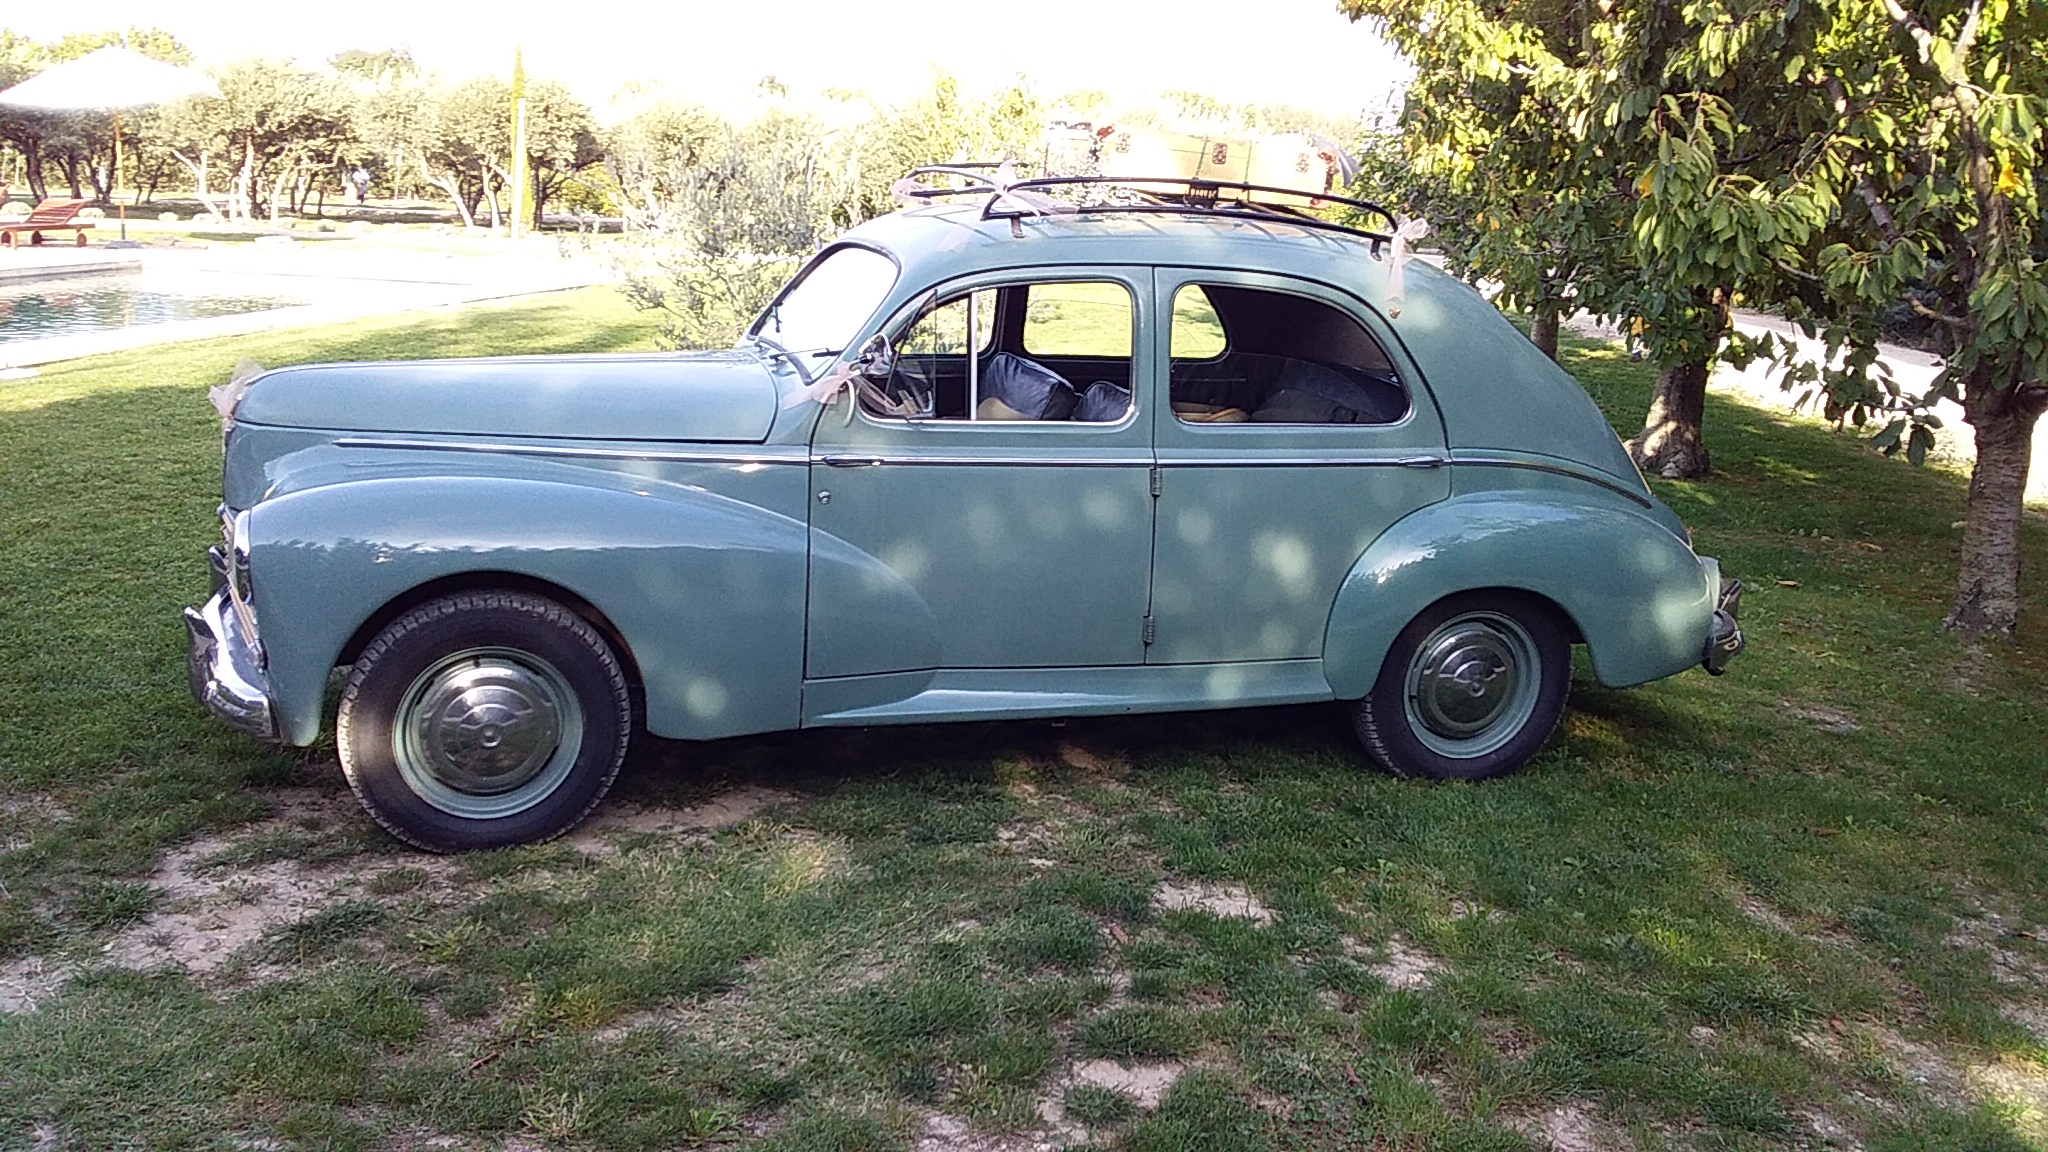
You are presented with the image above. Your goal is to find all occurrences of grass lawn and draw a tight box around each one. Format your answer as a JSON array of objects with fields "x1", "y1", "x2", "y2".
[{"x1": 1, "y1": 288, "x2": 2045, "y2": 1150}]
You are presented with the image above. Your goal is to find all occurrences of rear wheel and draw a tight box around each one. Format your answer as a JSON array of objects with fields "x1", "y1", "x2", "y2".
[
  {"x1": 337, "y1": 590, "x2": 631, "y2": 852},
  {"x1": 1352, "y1": 592, "x2": 1570, "y2": 781}
]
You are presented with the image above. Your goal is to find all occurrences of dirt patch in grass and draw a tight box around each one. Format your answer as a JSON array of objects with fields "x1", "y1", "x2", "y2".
[
  {"x1": 1068, "y1": 1058, "x2": 1185, "y2": 1107},
  {"x1": 1967, "y1": 1061, "x2": 2048, "y2": 1144},
  {"x1": 1509, "y1": 1101, "x2": 1634, "y2": 1152},
  {"x1": 104, "y1": 797, "x2": 458, "y2": 975},
  {"x1": 1874, "y1": 1026, "x2": 1969, "y2": 1106},
  {"x1": 1347, "y1": 935, "x2": 1444, "y2": 990},
  {"x1": 2002, "y1": 1002, "x2": 2048, "y2": 1045},
  {"x1": 1777, "y1": 698, "x2": 1862, "y2": 733},
  {"x1": 1946, "y1": 909, "x2": 2048, "y2": 988},
  {"x1": 1151, "y1": 880, "x2": 1273, "y2": 925},
  {"x1": 0, "y1": 955, "x2": 68, "y2": 1014},
  {"x1": 914, "y1": 1112, "x2": 1050, "y2": 1152},
  {"x1": 566, "y1": 785, "x2": 797, "y2": 854},
  {"x1": 1799, "y1": 1107, "x2": 1865, "y2": 1150},
  {"x1": 1447, "y1": 897, "x2": 1505, "y2": 922}
]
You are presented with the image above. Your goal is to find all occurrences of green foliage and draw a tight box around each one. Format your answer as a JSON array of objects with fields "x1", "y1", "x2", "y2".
[{"x1": 616, "y1": 116, "x2": 833, "y2": 349}]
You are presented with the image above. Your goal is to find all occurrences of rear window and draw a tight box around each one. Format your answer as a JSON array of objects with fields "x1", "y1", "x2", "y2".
[{"x1": 1168, "y1": 283, "x2": 1407, "y2": 426}]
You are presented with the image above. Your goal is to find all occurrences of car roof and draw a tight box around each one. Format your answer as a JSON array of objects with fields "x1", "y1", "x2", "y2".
[
  {"x1": 831, "y1": 202, "x2": 1644, "y2": 489},
  {"x1": 840, "y1": 202, "x2": 1399, "y2": 302}
]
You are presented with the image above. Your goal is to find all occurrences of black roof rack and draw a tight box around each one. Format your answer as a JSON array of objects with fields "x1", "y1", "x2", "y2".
[{"x1": 902, "y1": 166, "x2": 1399, "y2": 250}]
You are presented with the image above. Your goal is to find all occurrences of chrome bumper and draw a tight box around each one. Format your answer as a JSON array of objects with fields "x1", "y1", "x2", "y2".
[
  {"x1": 1703, "y1": 578, "x2": 1744, "y2": 675},
  {"x1": 184, "y1": 588, "x2": 278, "y2": 740}
]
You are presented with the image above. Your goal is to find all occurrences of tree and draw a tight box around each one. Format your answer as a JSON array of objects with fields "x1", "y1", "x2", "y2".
[
  {"x1": 520, "y1": 81, "x2": 601, "y2": 228},
  {"x1": 1348, "y1": 0, "x2": 2047, "y2": 637},
  {"x1": 1782, "y1": 1, "x2": 2047, "y2": 637},
  {"x1": 423, "y1": 77, "x2": 511, "y2": 227},
  {"x1": 181, "y1": 59, "x2": 353, "y2": 222},
  {"x1": 604, "y1": 100, "x2": 722, "y2": 226},
  {"x1": 1346, "y1": 0, "x2": 1829, "y2": 479},
  {"x1": 617, "y1": 117, "x2": 833, "y2": 350}
]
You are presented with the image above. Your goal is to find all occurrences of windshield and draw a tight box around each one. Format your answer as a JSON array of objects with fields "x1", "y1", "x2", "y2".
[{"x1": 751, "y1": 245, "x2": 899, "y2": 358}]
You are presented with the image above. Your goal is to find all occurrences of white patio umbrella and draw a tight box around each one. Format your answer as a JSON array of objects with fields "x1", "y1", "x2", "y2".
[{"x1": 0, "y1": 47, "x2": 222, "y2": 244}]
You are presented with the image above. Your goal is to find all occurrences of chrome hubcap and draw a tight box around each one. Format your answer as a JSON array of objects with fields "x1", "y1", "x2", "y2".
[
  {"x1": 394, "y1": 648, "x2": 583, "y2": 819},
  {"x1": 1404, "y1": 613, "x2": 1541, "y2": 758}
]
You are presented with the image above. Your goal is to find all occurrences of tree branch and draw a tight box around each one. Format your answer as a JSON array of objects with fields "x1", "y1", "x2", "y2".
[{"x1": 1908, "y1": 298, "x2": 1973, "y2": 329}]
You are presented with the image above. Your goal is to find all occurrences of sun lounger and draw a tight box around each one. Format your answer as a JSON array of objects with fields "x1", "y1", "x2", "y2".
[{"x1": 0, "y1": 198, "x2": 93, "y2": 248}]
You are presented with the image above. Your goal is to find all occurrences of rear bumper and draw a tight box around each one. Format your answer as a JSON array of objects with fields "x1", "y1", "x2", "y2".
[
  {"x1": 1703, "y1": 578, "x2": 1744, "y2": 675},
  {"x1": 184, "y1": 589, "x2": 278, "y2": 740}
]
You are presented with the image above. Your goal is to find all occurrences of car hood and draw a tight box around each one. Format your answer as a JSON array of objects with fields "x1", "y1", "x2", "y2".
[{"x1": 231, "y1": 350, "x2": 779, "y2": 443}]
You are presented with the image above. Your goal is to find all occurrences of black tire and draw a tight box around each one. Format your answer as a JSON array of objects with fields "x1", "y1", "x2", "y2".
[
  {"x1": 1351, "y1": 591, "x2": 1570, "y2": 781},
  {"x1": 337, "y1": 590, "x2": 631, "y2": 852}
]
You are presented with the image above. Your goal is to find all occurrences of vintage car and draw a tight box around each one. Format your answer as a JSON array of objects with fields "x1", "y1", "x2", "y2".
[{"x1": 187, "y1": 173, "x2": 1743, "y2": 852}]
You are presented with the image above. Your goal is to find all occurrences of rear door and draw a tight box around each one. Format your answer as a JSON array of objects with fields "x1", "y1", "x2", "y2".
[{"x1": 1147, "y1": 270, "x2": 1450, "y2": 665}]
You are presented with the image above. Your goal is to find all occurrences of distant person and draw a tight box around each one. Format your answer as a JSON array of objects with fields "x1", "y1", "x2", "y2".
[{"x1": 351, "y1": 168, "x2": 371, "y2": 205}]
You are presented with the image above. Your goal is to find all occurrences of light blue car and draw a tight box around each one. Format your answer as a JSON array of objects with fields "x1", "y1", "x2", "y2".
[{"x1": 187, "y1": 174, "x2": 1742, "y2": 852}]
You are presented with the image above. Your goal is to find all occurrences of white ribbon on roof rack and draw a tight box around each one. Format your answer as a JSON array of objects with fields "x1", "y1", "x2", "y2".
[{"x1": 1383, "y1": 216, "x2": 1431, "y2": 319}]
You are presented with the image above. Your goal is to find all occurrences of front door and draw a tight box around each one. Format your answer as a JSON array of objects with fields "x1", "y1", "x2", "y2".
[
  {"x1": 1147, "y1": 270, "x2": 1451, "y2": 665},
  {"x1": 805, "y1": 269, "x2": 1156, "y2": 681}
]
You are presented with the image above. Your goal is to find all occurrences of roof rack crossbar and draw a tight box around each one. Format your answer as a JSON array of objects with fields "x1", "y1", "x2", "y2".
[{"x1": 901, "y1": 167, "x2": 1400, "y2": 245}]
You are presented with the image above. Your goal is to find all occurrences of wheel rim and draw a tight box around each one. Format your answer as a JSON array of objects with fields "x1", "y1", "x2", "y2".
[
  {"x1": 1403, "y1": 612, "x2": 1543, "y2": 759},
  {"x1": 393, "y1": 647, "x2": 584, "y2": 820}
]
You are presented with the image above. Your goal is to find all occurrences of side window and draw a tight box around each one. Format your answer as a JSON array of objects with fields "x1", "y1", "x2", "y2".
[
  {"x1": 1168, "y1": 283, "x2": 1407, "y2": 426},
  {"x1": 1023, "y1": 282, "x2": 1133, "y2": 358},
  {"x1": 865, "y1": 280, "x2": 1136, "y2": 424}
]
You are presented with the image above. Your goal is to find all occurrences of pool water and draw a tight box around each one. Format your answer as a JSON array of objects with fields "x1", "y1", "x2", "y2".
[{"x1": 0, "y1": 276, "x2": 296, "y2": 342}]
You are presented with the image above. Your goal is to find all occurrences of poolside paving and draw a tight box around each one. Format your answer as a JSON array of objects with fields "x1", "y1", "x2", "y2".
[{"x1": 0, "y1": 231, "x2": 614, "y2": 369}]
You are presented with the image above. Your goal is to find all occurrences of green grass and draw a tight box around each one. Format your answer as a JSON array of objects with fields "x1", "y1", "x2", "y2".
[{"x1": 2, "y1": 296, "x2": 2045, "y2": 1150}]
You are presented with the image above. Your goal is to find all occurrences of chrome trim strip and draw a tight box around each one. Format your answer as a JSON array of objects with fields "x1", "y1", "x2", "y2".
[
  {"x1": 1447, "y1": 454, "x2": 1655, "y2": 507},
  {"x1": 332, "y1": 436, "x2": 805, "y2": 465},
  {"x1": 1156, "y1": 455, "x2": 1445, "y2": 468},
  {"x1": 810, "y1": 454, "x2": 1151, "y2": 467},
  {"x1": 822, "y1": 454, "x2": 1442, "y2": 468}
]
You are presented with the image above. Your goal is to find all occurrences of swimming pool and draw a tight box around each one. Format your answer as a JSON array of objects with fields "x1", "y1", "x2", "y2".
[{"x1": 0, "y1": 276, "x2": 299, "y2": 342}]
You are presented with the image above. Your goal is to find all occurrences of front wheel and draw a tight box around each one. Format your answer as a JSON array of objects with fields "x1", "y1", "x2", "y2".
[
  {"x1": 1351, "y1": 592, "x2": 1570, "y2": 781},
  {"x1": 337, "y1": 590, "x2": 631, "y2": 852}
]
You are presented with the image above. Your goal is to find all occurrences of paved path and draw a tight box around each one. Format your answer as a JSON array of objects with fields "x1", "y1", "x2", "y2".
[{"x1": 1566, "y1": 309, "x2": 2048, "y2": 506}]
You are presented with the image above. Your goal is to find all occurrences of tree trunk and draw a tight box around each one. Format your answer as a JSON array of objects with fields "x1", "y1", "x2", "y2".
[
  {"x1": 1530, "y1": 304, "x2": 1561, "y2": 361},
  {"x1": 481, "y1": 164, "x2": 502, "y2": 230},
  {"x1": 1626, "y1": 359, "x2": 1713, "y2": 478},
  {"x1": 1944, "y1": 381, "x2": 2048, "y2": 638},
  {"x1": 25, "y1": 150, "x2": 46, "y2": 202}
]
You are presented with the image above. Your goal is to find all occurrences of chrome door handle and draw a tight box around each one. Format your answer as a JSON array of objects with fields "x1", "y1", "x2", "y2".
[
  {"x1": 819, "y1": 455, "x2": 883, "y2": 468},
  {"x1": 1396, "y1": 455, "x2": 1446, "y2": 468}
]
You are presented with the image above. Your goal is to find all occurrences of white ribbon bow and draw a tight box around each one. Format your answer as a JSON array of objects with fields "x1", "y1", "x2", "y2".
[
  {"x1": 1384, "y1": 216, "x2": 1430, "y2": 319},
  {"x1": 208, "y1": 358, "x2": 265, "y2": 430},
  {"x1": 779, "y1": 360, "x2": 862, "y2": 412}
]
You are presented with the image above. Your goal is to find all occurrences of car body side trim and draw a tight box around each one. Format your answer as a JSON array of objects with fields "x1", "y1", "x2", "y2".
[
  {"x1": 331, "y1": 437, "x2": 806, "y2": 465},
  {"x1": 1448, "y1": 454, "x2": 1655, "y2": 507}
]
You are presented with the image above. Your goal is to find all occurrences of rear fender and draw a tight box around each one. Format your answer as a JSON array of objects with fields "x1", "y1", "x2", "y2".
[
  {"x1": 1322, "y1": 492, "x2": 1715, "y2": 696},
  {"x1": 248, "y1": 475, "x2": 807, "y2": 745}
]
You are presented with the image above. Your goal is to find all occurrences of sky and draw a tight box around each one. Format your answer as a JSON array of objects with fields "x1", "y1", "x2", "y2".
[{"x1": 1, "y1": 0, "x2": 1410, "y2": 121}]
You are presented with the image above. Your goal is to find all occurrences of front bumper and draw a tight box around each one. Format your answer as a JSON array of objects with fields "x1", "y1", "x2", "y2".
[
  {"x1": 1703, "y1": 578, "x2": 1744, "y2": 675},
  {"x1": 184, "y1": 588, "x2": 278, "y2": 740}
]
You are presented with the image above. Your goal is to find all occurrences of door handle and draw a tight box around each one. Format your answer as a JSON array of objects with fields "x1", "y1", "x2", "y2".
[
  {"x1": 1396, "y1": 455, "x2": 1446, "y2": 469},
  {"x1": 819, "y1": 455, "x2": 883, "y2": 468}
]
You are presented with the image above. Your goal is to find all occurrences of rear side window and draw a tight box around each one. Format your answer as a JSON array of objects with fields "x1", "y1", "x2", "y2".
[
  {"x1": 1168, "y1": 284, "x2": 1406, "y2": 426},
  {"x1": 1023, "y1": 282, "x2": 1133, "y2": 358}
]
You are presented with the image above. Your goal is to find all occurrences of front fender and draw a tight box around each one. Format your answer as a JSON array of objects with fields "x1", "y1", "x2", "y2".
[
  {"x1": 248, "y1": 475, "x2": 807, "y2": 745},
  {"x1": 1321, "y1": 492, "x2": 1716, "y2": 697}
]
